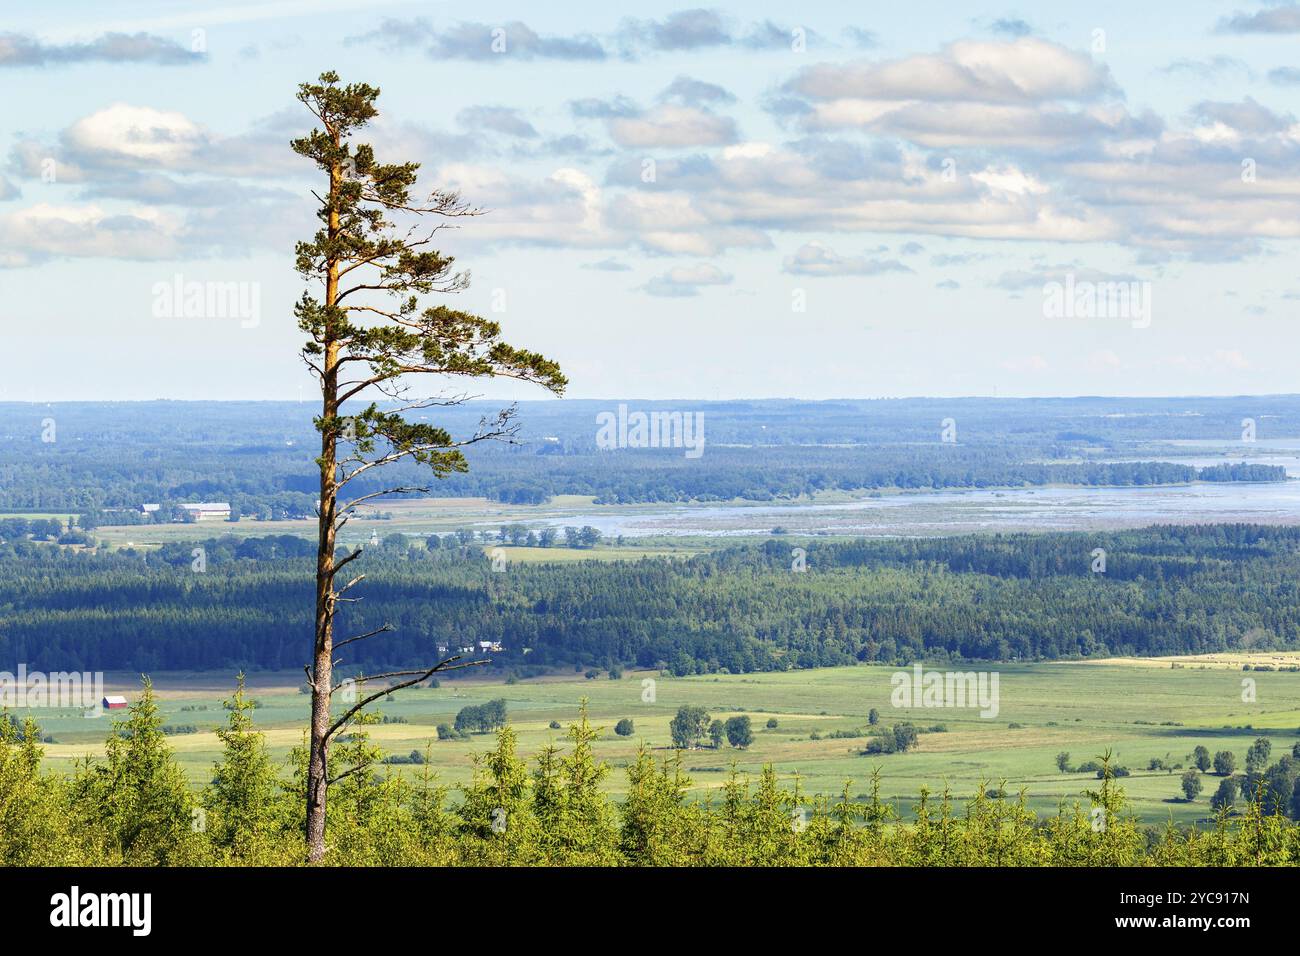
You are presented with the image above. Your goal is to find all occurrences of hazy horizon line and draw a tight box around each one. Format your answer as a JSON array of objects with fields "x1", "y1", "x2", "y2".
[{"x1": 2, "y1": 393, "x2": 1299, "y2": 406}]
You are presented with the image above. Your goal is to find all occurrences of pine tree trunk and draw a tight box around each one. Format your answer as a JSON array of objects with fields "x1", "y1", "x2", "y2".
[
  {"x1": 306, "y1": 152, "x2": 342, "y2": 864},
  {"x1": 306, "y1": 365, "x2": 336, "y2": 861}
]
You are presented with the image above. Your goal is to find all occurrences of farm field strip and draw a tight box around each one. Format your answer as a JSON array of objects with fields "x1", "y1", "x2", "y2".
[{"x1": 24, "y1": 660, "x2": 1300, "y2": 825}]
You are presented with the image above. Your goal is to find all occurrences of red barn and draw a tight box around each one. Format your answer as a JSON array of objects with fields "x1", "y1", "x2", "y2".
[{"x1": 102, "y1": 695, "x2": 127, "y2": 710}]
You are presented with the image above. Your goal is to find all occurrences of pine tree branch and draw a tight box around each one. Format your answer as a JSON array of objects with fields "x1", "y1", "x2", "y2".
[
  {"x1": 332, "y1": 622, "x2": 392, "y2": 651},
  {"x1": 325, "y1": 763, "x2": 373, "y2": 787},
  {"x1": 323, "y1": 656, "x2": 489, "y2": 743}
]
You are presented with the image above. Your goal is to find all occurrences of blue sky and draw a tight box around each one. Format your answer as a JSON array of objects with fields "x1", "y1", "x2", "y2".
[{"x1": 3, "y1": 0, "x2": 1299, "y2": 401}]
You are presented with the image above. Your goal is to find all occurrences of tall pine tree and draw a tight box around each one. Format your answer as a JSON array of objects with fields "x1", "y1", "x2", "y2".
[{"x1": 291, "y1": 72, "x2": 565, "y2": 861}]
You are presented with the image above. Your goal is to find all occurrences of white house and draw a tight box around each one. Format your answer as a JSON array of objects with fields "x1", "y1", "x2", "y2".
[{"x1": 179, "y1": 502, "x2": 232, "y2": 521}]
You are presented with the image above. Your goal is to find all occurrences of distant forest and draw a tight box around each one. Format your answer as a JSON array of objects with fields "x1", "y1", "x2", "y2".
[
  {"x1": 0, "y1": 396, "x2": 1294, "y2": 511},
  {"x1": 2, "y1": 523, "x2": 1298, "y2": 673}
]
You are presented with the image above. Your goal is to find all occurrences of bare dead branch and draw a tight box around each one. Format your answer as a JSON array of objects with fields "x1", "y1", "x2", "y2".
[
  {"x1": 326, "y1": 763, "x2": 373, "y2": 787},
  {"x1": 323, "y1": 656, "x2": 489, "y2": 743},
  {"x1": 336, "y1": 485, "x2": 430, "y2": 512},
  {"x1": 337, "y1": 572, "x2": 366, "y2": 593},
  {"x1": 333, "y1": 622, "x2": 394, "y2": 651},
  {"x1": 327, "y1": 547, "x2": 364, "y2": 579}
]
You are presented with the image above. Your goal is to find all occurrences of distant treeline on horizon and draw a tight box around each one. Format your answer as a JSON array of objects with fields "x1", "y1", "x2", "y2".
[{"x1": 0, "y1": 397, "x2": 1293, "y2": 511}]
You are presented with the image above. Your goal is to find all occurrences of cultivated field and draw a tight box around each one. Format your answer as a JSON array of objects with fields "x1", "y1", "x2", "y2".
[
  {"x1": 89, "y1": 495, "x2": 721, "y2": 556},
  {"x1": 26, "y1": 655, "x2": 1300, "y2": 825}
]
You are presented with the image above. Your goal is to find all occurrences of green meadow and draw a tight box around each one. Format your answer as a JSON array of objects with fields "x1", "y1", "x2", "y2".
[{"x1": 26, "y1": 655, "x2": 1300, "y2": 826}]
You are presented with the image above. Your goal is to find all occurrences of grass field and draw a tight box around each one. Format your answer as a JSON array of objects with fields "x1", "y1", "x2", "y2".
[
  {"x1": 25, "y1": 654, "x2": 1300, "y2": 826},
  {"x1": 84, "y1": 495, "x2": 728, "y2": 555}
]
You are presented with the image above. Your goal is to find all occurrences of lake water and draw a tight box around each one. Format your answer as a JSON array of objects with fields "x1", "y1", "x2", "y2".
[{"x1": 530, "y1": 450, "x2": 1300, "y2": 538}]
